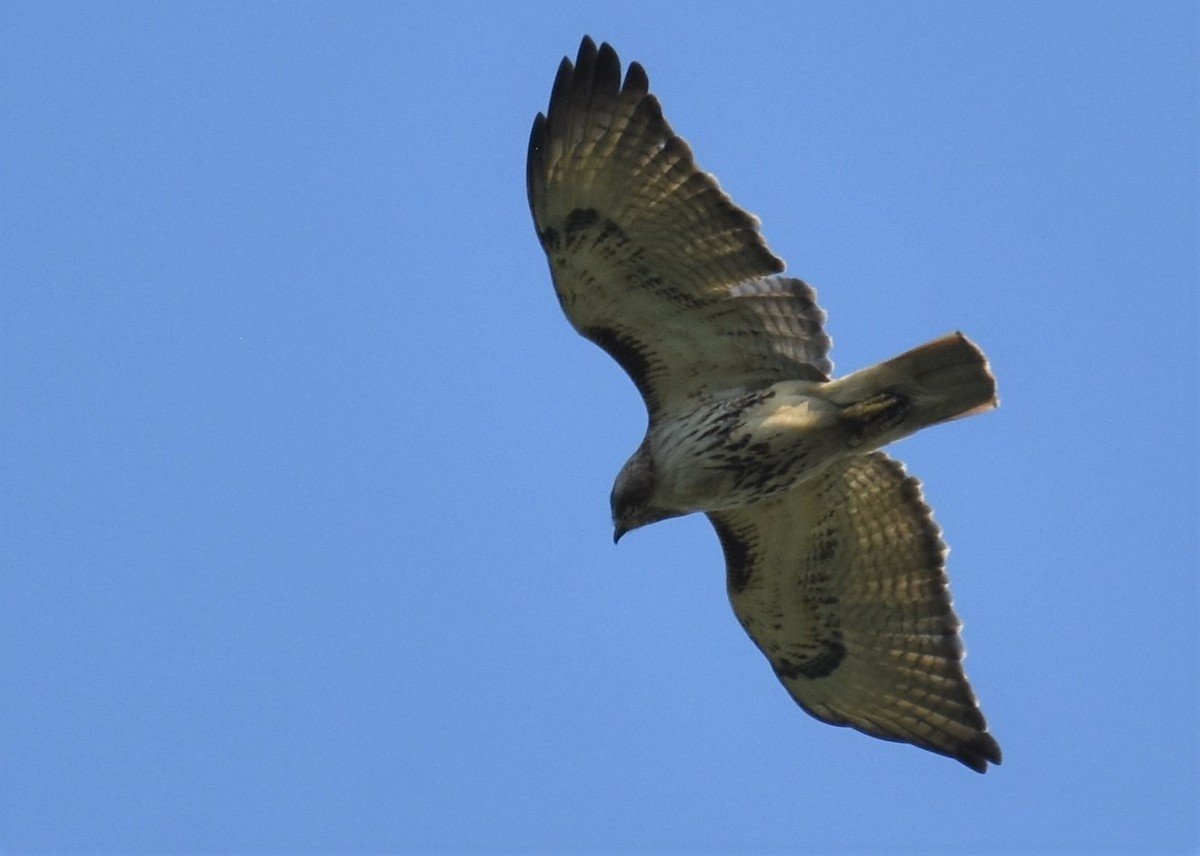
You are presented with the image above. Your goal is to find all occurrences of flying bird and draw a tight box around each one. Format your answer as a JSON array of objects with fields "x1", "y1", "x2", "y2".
[{"x1": 527, "y1": 36, "x2": 1001, "y2": 772}]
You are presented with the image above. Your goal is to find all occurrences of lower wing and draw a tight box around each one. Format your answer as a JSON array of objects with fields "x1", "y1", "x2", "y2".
[{"x1": 708, "y1": 452, "x2": 1001, "y2": 772}]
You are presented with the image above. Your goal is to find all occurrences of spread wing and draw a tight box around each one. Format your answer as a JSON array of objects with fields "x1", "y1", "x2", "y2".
[
  {"x1": 708, "y1": 452, "x2": 1001, "y2": 772},
  {"x1": 527, "y1": 37, "x2": 831, "y2": 417}
]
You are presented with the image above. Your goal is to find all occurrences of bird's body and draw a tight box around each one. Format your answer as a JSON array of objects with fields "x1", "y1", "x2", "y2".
[
  {"x1": 528, "y1": 37, "x2": 1002, "y2": 772},
  {"x1": 620, "y1": 331, "x2": 993, "y2": 523},
  {"x1": 627, "y1": 380, "x2": 836, "y2": 514}
]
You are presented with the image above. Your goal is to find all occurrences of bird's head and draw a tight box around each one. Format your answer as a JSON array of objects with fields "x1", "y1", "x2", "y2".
[{"x1": 610, "y1": 445, "x2": 680, "y2": 543}]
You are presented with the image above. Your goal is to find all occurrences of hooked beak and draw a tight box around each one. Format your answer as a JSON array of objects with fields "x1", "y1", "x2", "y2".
[{"x1": 613, "y1": 525, "x2": 628, "y2": 545}]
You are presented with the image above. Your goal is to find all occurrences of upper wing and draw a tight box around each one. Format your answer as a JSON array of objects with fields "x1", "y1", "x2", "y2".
[
  {"x1": 708, "y1": 452, "x2": 1001, "y2": 772},
  {"x1": 527, "y1": 37, "x2": 831, "y2": 417}
]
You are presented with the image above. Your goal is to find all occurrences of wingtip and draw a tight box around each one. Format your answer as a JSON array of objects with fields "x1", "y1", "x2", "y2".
[
  {"x1": 953, "y1": 731, "x2": 1002, "y2": 773},
  {"x1": 527, "y1": 112, "x2": 551, "y2": 217},
  {"x1": 576, "y1": 34, "x2": 598, "y2": 64},
  {"x1": 568, "y1": 37, "x2": 649, "y2": 96},
  {"x1": 624, "y1": 59, "x2": 649, "y2": 94}
]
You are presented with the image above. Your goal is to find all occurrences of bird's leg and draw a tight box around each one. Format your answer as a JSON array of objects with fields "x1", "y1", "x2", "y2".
[{"x1": 840, "y1": 393, "x2": 909, "y2": 448}]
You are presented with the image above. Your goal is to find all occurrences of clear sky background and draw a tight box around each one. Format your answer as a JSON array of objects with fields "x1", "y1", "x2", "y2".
[{"x1": 2, "y1": 2, "x2": 1197, "y2": 853}]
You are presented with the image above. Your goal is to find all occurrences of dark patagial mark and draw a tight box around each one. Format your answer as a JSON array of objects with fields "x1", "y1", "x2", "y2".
[
  {"x1": 585, "y1": 326, "x2": 658, "y2": 410},
  {"x1": 538, "y1": 226, "x2": 560, "y2": 252},
  {"x1": 709, "y1": 516, "x2": 754, "y2": 594}
]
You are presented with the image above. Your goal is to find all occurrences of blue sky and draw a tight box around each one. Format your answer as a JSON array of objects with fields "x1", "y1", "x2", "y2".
[{"x1": 2, "y1": 2, "x2": 1197, "y2": 852}]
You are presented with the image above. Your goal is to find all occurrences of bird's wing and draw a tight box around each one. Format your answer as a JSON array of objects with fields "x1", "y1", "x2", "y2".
[
  {"x1": 528, "y1": 37, "x2": 831, "y2": 417},
  {"x1": 707, "y1": 452, "x2": 1001, "y2": 772}
]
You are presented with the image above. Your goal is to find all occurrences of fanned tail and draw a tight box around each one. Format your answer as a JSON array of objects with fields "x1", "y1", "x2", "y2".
[{"x1": 823, "y1": 333, "x2": 997, "y2": 450}]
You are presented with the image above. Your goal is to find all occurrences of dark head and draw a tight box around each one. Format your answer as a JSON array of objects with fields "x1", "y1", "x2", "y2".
[{"x1": 610, "y1": 445, "x2": 679, "y2": 543}]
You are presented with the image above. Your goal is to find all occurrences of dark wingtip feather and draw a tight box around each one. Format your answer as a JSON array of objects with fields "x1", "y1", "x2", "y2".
[
  {"x1": 624, "y1": 60, "x2": 649, "y2": 94},
  {"x1": 527, "y1": 112, "x2": 547, "y2": 216},
  {"x1": 547, "y1": 56, "x2": 574, "y2": 124},
  {"x1": 569, "y1": 36, "x2": 599, "y2": 102},
  {"x1": 951, "y1": 730, "x2": 1002, "y2": 773},
  {"x1": 576, "y1": 35, "x2": 598, "y2": 67},
  {"x1": 593, "y1": 41, "x2": 622, "y2": 96}
]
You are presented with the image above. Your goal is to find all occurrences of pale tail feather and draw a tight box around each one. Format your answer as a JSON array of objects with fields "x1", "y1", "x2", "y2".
[{"x1": 823, "y1": 333, "x2": 997, "y2": 448}]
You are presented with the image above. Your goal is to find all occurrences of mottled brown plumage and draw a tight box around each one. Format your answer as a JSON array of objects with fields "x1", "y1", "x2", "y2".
[{"x1": 528, "y1": 36, "x2": 1000, "y2": 772}]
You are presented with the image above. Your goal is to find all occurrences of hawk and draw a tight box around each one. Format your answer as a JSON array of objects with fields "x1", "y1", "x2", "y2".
[{"x1": 527, "y1": 37, "x2": 1001, "y2": 772}]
